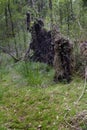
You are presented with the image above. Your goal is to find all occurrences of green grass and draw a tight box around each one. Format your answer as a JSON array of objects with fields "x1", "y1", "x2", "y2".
[
  {"x1": 14, "y1": 61, "x2": 54, "y2": 87},
  {"x1": 0, "y1": 62, "x2": 87, "y2": 130}
]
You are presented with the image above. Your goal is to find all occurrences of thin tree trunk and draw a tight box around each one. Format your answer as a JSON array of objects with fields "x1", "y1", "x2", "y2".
[
  {"x1": 7, "y1": 0, "x2": 18, "y2": 57},
  {"x1": 65, "y1": 1, "x2": 70, "y2": 36},
  {"x1": 28, "y1": 0, "x2": 34, "y2": 8},
  {"x1": 49, "y1": 0, "x2": 53, "y2": 29},
  {"x1": 59, "y1": 7, "x2": 63, "y2": 28},
  {"x1": 5, "y1": 6, "x2": 10, "y2": 50}
]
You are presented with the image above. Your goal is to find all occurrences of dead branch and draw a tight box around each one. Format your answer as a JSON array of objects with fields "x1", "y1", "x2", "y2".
[{"x1": 0, "y1": 45, "x2": 21, "y2": 62}]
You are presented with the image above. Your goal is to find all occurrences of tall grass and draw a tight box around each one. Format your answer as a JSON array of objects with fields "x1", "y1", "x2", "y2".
[
  {"x1": 15, "y1": 61, "x2": 54, "y2": 87},
  {"x1": 0, "y1": 53, "x2": 12, "y2": 80}
]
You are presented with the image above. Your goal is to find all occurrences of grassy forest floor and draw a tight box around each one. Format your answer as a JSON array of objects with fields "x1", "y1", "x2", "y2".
[{"x1": 0, "y1": 60, "x2": 87, "y2": 130}]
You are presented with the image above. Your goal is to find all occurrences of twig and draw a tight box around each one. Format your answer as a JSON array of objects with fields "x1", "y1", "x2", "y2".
[
  {"x1": 64, "y1": 112, "x2": 76, "y2": 129},
  {"x1": 76, "y1": 76, "x2": 87, "y2": 104},
  {"x1": 77, "y1": 20, "x2": 83, "y2": 31}
]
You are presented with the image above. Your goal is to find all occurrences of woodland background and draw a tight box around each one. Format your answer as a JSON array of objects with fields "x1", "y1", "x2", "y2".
[{"x1": 0, "y1": 0, "x2": 87, "y2": 130}]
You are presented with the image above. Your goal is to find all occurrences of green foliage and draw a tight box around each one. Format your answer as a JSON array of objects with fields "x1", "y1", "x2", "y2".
[
  {"x1": 0, "y1": 0, "x2": 87, "y2": 43},
  {"x1": 81, "y1": 124, "x2": 87, "y2": 130},
  {"x1": 15, "y1": 61, "x2": 54, "y2": 87},
  {"x1": 0, "y1": 53, "x2": 12, "y2": 80}
]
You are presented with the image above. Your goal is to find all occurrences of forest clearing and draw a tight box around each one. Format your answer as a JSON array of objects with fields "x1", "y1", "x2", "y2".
[{"x1": 0, "y1": 0, "x2": 87, "y2": 130}]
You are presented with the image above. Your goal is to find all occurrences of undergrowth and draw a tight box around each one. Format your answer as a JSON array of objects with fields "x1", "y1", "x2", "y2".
[
  {"x1": 14, "y1": 61, "x2": 54, "y2": 87},
  {"x1": 0, "y1": 60, "x2": 87, "y2": 130}
]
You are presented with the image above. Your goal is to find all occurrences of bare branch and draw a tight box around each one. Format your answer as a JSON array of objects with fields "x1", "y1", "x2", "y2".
[{"x1": 0, "y1": 46, "x2": 20, "y2": 62}]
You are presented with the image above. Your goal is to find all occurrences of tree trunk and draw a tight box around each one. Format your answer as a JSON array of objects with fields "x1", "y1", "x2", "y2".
[
  {"x1": 49, "y1": 0, "x2": 53, "y2": 29},
  {"x1": 4, "y1": 6, "x2": 10, "y2": 50},
  {"x1": 7, "y1": 0, "x2": 18, "y2": 58}
]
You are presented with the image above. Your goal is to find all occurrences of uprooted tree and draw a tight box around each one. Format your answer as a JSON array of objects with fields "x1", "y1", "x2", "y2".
[
  {"x1": 24, "y1": 13, "x2": 74, "y2": 83},
  {"x1": 80, "y1": 41, "x2": 87, "y2": 79},
  {"x1": 52, "y1": 26, "x2": 73, "y2": 83},
  {"x1": 24, "y1": 18, "x2": 54, "y2": 65}
]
